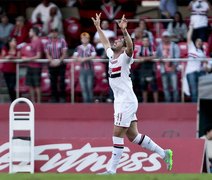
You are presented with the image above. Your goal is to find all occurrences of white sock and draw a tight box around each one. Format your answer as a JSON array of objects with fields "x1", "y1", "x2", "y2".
[
  {"x1": 107, "y1": 136, "x2": 124, "y2": 173},
  {"x1": 132, "y1": 134, "x2": 165, "y2": 158}
]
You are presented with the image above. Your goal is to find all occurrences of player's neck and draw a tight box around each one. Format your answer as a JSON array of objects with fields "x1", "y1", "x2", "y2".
[{"x1": 113, "y1": 50, "x2": 124, "y2": 59}]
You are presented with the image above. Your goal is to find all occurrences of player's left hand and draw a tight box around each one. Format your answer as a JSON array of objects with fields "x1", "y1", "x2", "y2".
[{"x1": 118, "y1": 14, "x2": 127, "y2": 30}]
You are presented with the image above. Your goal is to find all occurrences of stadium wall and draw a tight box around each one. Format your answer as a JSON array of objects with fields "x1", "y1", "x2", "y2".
[{"x1": 0, "y1": 103, "x2": 205, "y2": 173}]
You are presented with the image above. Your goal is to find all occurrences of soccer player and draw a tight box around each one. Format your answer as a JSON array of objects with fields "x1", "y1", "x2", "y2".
[{"x1": 92, "y1": 13, "x2": 173, "y2": 174}]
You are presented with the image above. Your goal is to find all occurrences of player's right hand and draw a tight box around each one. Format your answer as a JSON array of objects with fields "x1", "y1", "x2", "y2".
[{"x1": 91, "y1": 13, "x2": 101, "y2": 27}]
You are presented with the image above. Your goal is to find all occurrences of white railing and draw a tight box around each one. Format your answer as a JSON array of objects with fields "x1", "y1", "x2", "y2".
[{"x1": 0, "y1": 58, "x2": 212, "y2": 103}]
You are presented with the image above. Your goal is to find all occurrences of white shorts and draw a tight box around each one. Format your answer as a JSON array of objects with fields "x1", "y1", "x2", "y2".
[{"x1": 114, "y1": 102, "x2": 138, "y2": 127}]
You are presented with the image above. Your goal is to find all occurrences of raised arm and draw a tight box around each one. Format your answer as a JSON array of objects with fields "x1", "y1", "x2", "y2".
[
  {"x1": 92, "y1": 13, "x2": 111, "y2": 51},
  {"x1": 118, "y1": 15, "x2": 133, "y2": 57},
  {"x1": 187, "y1": 24, "x2": 193, "y2": 44}
]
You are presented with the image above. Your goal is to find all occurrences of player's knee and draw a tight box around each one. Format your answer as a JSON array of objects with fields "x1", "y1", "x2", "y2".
[
  {"x1": 113, "y1": 126, "x2": 127, "y2": 137},
  {"x1": 126, "y1": 133, "x2": 137, "y2": 142}
]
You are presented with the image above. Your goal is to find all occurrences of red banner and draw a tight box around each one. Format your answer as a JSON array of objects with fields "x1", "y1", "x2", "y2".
[
  {"x1": 0, "y1": 103, "x2": 197, "y2": 140},
  {"x1": 0, "y1": 138, "x2": 205, "y2": 173},
  {"x1": 0, "y1": 104, "x2": 202, "y2": 173}
]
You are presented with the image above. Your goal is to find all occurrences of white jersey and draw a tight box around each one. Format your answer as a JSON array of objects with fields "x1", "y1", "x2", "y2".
[
  {"x1": 106, "y1": 48, "x2": 138, "y2": 104},
  {"x1": 106, "y1": 48, "x2": 138, "y2": 127}
]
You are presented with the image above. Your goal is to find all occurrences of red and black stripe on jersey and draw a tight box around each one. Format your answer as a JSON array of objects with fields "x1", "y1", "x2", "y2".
[{"x1": 109, "y1": 66, "x2": 121, "y2": 78}]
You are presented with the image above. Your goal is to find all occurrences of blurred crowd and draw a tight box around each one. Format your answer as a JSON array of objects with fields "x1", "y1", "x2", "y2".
[{"x1": 0, "y1": 0, "x2": 212, "y2": 103}]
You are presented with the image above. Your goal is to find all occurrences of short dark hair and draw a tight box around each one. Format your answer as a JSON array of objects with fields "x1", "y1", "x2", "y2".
[{"x1": 31, "y1": 26, "x2": 40, "y2": 36}]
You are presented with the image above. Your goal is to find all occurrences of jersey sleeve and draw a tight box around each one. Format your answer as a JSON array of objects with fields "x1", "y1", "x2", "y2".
[
  {"x1": 123, "y1": 50, "x2": 134, "y2": 64},
  {"x1": 106, "y1": 48, "x2": 114, "y2": 60}
]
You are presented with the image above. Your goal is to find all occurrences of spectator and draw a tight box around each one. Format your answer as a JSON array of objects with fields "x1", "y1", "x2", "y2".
[
  {"x1": 188, "y1": 0, "x2": 211, "y2": 42},
  {"x1": 1, "y1": 38, "x2": 20, "y2": 101},
  {"x1": 167, "y1": 11, "x2": 188, "y2": 43},
  {"x1": 93, "y1": 20, "x2": 115, "y2": 57},
  {"x1": 10, "y1": 16, "x2": 29, "y2": 45},
  {"x1": 184, "y1": 24, "x2": 206, "y2": 102},
  {"x1": 131, "y1": 19, "x2": 154, "y2": 45},
  {"x1": 132, "y1": 28, "x2": 143, "y2": 58},
  {"x1": 201, "y1": 126, "x2": 212, "y2": 173},
  {"x1": 159, "y1": 0, "x2": 178, "y2": 28},
  {"x1": 73, "y1": 32, "x2": 96, "y2": 103},
  {"x1": 31, "y1": 0, "x2": 62, "y2": 24},
  {"x1": 0, "y1": 15, "x2": 14, "y2": 49},
  {"x1": 32, "y1": 13, "x2": 44, "y2": 36},
  {"x1": 45, "y1": 28, "x2": 67, "y2": 103},
  {"x1": 137, "y1": 36, "x2": 158, "y2": 103},
  {"x1": 22, "y1": 27, "x2": 43, "y2": 103},
  {"x1": 43, "y1": 6, "x2": 63, "y2": 36},
  {"x1": 156, "y1": 31, "x2": 180, "y2": 102}
]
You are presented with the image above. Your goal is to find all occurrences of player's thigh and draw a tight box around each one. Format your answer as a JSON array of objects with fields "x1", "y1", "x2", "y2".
[{"x1": 114, "y1": 103, "x2": 137, "y2": 127}]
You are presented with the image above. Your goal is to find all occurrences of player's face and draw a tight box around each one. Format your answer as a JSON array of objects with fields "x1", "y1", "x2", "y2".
[{"x1": 111, "y1": 38, "x2": 124, "y2": 51}]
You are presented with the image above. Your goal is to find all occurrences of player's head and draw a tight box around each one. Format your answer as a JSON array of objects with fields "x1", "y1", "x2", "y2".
[{"x1": 111, "y1": 37, "x2": 126, "y2": 52}]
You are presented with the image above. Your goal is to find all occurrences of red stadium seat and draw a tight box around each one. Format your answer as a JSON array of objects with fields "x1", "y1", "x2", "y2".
[
  {"x1": 18, "y1": 76, "x2": 29, "y2": 94},
  {"x1": 19, "y1": 44, "x2": 30, "y2": 57},
  {"x1": 178, "y1": 42, "x2": 188, "y2": 58},
  {"x1": 63, "y1": 18, "x2": 81, "y2": 48},
  {"x1": 41, "y1": 67, "x2": 51, "y2": 94},
  {"x1": 93, "y1": 62, "x2": 109, "y2": 95},
  {"x1": 68, "y1": 61, "x2": 109, "y2": 101}
]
